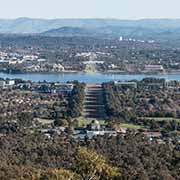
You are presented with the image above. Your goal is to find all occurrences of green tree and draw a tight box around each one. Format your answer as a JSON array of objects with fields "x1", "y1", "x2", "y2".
[
  {"x1": 74, "y1": 147, "x2": 121, "y2": 180},
  {"x1": 40, "y1": 168, "x2": 80, "y2": 180},
  {"x1": 17, "y1": 112, "x2": 33, "y2": 128}
]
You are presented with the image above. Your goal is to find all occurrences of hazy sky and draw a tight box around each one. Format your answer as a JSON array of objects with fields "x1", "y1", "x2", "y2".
[{"x1": 0, "y1": 0, "x2": 180, "y2": 19}]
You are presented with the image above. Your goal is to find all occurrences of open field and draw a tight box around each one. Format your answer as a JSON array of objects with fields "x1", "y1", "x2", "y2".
[
  {"x1": 84, "y1": 64, "x2": 97, "y2": 73},
  {"x1": 35, "y1": 118, "x2": 54, "y2": 125},
  {"x1": 120, "y1": 123, "x2": 145, "y2": 129},
  {"x1": 143, "y1": 117, "x2": 180, "y2": 122}
]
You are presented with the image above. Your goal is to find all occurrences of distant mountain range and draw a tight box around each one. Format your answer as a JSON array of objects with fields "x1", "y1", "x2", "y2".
[
  {"x1": 41, "y1": 26, "x2": 180, "y2": 40},
  {"x1": 1, "y1": 18, "x2": 180, "y2": 40},
  {"x1": 41, "y1": 27, "x2": 97, "y2": 37}
]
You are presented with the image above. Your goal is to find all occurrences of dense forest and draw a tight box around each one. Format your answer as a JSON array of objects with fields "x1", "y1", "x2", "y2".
[
  {"x1": 0, "y1": 80, "x2": 179, "y2": 180},
  {"x1": 102, "y1": 80, "x2": 180, "y2": 132},
  {"x1": 0, "y1": 130, "x2": 179, "y2": 180}
]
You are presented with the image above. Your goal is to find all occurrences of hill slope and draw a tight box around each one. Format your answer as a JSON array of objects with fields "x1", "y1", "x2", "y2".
[{"x1": 1, "y1": 18, "x2": 180, "y2": 34}]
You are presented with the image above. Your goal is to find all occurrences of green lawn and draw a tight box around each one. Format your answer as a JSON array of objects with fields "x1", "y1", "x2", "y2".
[
  {"x1": 84, "y1": 64, "x2": 97, "y2": 73},
  {"x1": 75, "y1": 117, "x2": 145, "y2": 129},
  {"x1": 143, "y1": 117, "x2": 180, "y2": 122},
  {"x1": 120, "y1": 123, "x2": 144, "y2": 129}
]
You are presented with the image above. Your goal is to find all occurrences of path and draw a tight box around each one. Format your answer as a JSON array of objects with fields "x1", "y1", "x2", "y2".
[{"x1": 83, "y1": 84, "x2": 107, "y2": 120}]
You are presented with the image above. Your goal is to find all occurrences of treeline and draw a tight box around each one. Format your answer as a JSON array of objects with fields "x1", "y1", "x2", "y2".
[
  {"x1": 68, "y1": 81, "x2": 85, "y2": 118},
  {"x1": 0, "y1": 131, "x2": 179, "y2": 180},
  {"x1": 132, "y1": 117, "x2": 180, "y2": 132},
  {"x1": 102, "y1": 81, "x2": 180, "y2": 132},
  {"x1": 103, "y1": 81, "x2": 180, "y2": 121},
  {"x1": 102, "y1": 82, "x2": 136, "y2": 120}
]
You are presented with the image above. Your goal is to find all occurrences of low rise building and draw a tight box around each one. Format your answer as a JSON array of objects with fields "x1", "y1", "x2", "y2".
[
  {"x1": 83, "y1": 60, "x2": 104, "y2": 65},
  {"x1": 23, "y1": 55, "x2": 38, "y2": 61},
  {"x1": 52, "y1": 64, "x2": 65, "y2": 72},
  {"x1": 141, "y1": 78, "x2": 166, "y2": 90},
  {"x1": 0, "y1": 80, "x2": 6, "y2": 87},
  {"x1": 0, "y1": 79, "x2": 15, "y2": 87},
  {"x1": 144, "y1": 65, "x2": 164, "y2": 72},
  {"x1": 7, "y1": 80, "x2": 15, "y2": 86},
  {"x1": 74, "y1": 130, "x2": 117, "y2": 140},
  {"x1": 115, "y1": 81, "x2": 137, "y2": 89},
  {"x1": 53, "y1": 83, "x2": 74, "y2": 94}
]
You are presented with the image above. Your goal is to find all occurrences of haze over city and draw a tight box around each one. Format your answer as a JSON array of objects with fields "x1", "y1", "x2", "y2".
[{"x1": 0, "y1": 0, "x2": 180, "y2": 19}]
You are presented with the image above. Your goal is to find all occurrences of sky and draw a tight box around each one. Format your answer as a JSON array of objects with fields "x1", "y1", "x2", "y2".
[{"x1": 0, "y1": 0, "x2": 180, "y2": 19}]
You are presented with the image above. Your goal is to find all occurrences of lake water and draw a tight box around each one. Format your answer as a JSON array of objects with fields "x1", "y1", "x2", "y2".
[{"x1": 1, "y1": 72, "x2": 180, "y2": 83}]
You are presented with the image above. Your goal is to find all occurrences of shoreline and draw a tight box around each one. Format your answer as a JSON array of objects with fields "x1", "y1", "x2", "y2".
[
  {"x1": 2, "y1": 71, "x2": 180, "y2": 76},
  {"x1": 0, "y1": 71, "x2": 180, "y2": 83}
]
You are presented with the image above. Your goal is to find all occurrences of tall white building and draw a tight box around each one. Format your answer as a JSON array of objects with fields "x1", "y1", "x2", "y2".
[{"x1": 119, "y1": 36, "x2": 123, "y2": 41}]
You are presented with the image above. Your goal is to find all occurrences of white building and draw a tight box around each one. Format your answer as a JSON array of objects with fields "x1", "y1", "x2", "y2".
[
  {"x1": 115, "y1": 81, "x2": 137, "y2": 89},
  {"x1": 37, "y1": 58, "x2": 47, "y2": 63},
  {"x1": 23, "y1": 55, "x2": 38, "y2": 61},
  {"x1": 145, "y1": 65, "x2": 164, "y2": 72},
  {"x1": 90, "y1": 120, "x2": 100, "y2": 130},
  {"x1": 53, "y1": 64, "x2": 65, "y2": 72},
  {"x1": 0, "y1": 52, "x2": 8, "y2": 57},
  {"x1": 7, "y1": 80, "x2": 15, "y2": 86},
  {"x1": 54, "y1": 83, "x2": 74, "y2": 93},
  {"x1": 108, "y1": 64, "x2": 118, "y2": 69},
  {"x1": 86, "y1": 130, "x2": 117, "y2": 139},
  {"x1": 0, "y1": 80, "x2": 15, "y2": 87},
  {"x1": 119, "y1": 36, "x2": 123, "y2": 41},
  {"x1": 83, "y1": 60, "x2": 104, "y2": 65}
]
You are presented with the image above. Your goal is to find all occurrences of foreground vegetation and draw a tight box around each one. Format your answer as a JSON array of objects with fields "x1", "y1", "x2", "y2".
[
  {"x1": 0, "y1": 130, "x2": 179, "y2": 180},
  {"x1": 0, "y1": 79, "x2": 179, "y2": 179}
]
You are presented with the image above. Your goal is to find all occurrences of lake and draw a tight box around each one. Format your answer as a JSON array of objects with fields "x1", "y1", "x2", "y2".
[{"x1": 1, "y1": 72, "x2": 180, "y2": 83}]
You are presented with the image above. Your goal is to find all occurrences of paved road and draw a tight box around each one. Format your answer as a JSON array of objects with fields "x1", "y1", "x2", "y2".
[{"x1": 83, "y1": 84, "x2": 107, "y2": 120}]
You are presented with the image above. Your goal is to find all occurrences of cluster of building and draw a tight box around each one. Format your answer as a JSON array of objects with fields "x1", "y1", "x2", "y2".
[
  {"x1": 144, "y1": 64, "x2": 165, "y2": 73},
  {"x1": 25, "y1": 63, "x2": 65, "y2": 73},
  {"x1": 0, "y1": 52, "x2": 40, "y2": 65},
  {"x1": 0, "y1": 50, "x2": 170, "y2": 74},
  {"x1": 114, "y1": 78, "x2": 180, "y2": 91},
  {"x1": 76, "y1": 52, "x2": 97, "y2": 60},
  {"x1": 119, "y1": 36, "x2": 155, "y2": 44},
  {"x1": 16, "y1": 82, "x2": 74, "y2": 96},
  {"x1": 74, "y1": 120, "x2": 119, "y2": 140},
  {"x1": 0, "y1": 79, "x2": 15, "y2": 88},
  {"x1": 72, "y1": 120, "x2": 175, "y2": 144},
  {"x1": 0, "y1": 51, "x2": 66, "y2": 73},
  {"x1": 37, "y1": 118, "x2": 179, "y2": 145}
]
